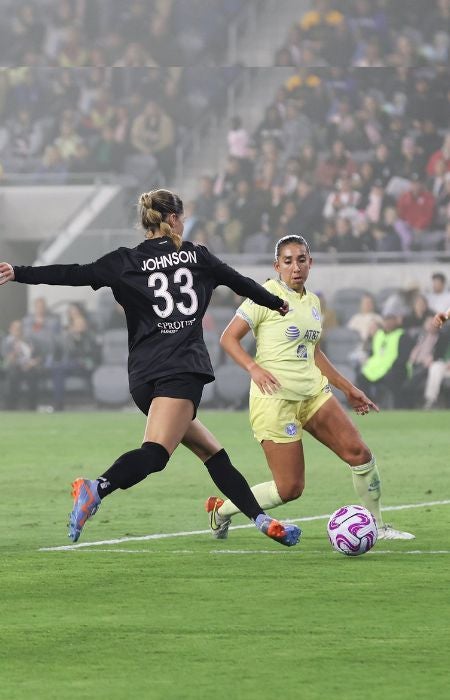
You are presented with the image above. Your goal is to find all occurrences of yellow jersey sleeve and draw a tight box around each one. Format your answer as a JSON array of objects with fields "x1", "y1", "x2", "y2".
[{"x1": 236, "y1": 282, "x2": 272, "y2": 332}]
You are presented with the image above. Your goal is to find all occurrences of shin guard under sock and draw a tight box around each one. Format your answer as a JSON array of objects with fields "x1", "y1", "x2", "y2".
[{"x1": 98, "y1": 442, "x2": 169, "y2": 497}]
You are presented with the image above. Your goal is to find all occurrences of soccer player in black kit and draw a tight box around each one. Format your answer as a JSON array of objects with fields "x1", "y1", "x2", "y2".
[{"x1": 0, "y1": 189, "x2": 301, "y2": 547}]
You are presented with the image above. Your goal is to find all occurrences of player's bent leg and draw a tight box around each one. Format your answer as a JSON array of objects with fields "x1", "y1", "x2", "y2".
[
  {"x1": 181, "y1": 420, "x2": 232, "y2": 538},
  {"x1": 182, "y1": 418, "x2": 223, "y2": 461},
  {"x1": 261, "y1": 440, "x2": 306, "y2": 503},
  {"x1": 304, "y1": 396, "x2": 415, "y2": 539},
  {"x1": 204, "y1": 449, "x2": 301, "y2": 546},
  {"x1": 208, "y1": 441, "x2": 304, "y2": 538},
  {"x1": 144, "y1": 397, "x2": 197, "y2": 455}
]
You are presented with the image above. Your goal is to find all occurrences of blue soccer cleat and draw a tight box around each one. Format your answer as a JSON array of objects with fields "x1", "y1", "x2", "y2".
[
  {"x1": 68, "y1": 478, "x2": 101, "y2": 542},
  {"x1": 255, "y1": 514, "x2": 301, "y2": 547}
]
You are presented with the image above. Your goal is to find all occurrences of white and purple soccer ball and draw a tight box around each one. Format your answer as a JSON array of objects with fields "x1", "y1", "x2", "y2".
[{"x1": 327, "y1": 505, "x2": 378, "y2": 556}]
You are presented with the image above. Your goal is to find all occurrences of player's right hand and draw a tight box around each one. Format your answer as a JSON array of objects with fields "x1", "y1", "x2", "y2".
[
  {"x1": 248, "y1": 363, "x2": 280, "y2": 395},
  {"x1": 0, "y1": 262, "x2": 15, "y2": 285},
  {"x1": 432, "y1": 311, "x2": 449, "y2": 329}
]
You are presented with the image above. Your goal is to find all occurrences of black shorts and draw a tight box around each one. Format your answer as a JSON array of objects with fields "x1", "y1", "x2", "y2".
[{"x1": 131, "y1": 373, "x2": 207, "y2": 418}]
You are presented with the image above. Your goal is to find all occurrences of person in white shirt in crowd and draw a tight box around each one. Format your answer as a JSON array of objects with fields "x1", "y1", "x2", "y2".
[{"x1": 426, "y1": 273, "x2": 450, "y2": 314}]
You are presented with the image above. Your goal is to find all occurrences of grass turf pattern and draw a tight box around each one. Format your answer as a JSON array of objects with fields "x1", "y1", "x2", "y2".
[{"x1": 1, "y1": 410, "x2": 449, "y2": 699}]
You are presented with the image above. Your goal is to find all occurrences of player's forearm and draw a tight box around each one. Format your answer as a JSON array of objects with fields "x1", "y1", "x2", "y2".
[
  {"x1": 214, "y1": 264, "x2": 283, "y2": 310},
  {"x1": 315, "y1": 347, "x2": 354, "y2": 393},
  {"x1": 13, "y1": 263, "x2": 97, "y2": 287},
  {"x1": 220, "y1": 332, "x2": 256, "y2": 373}
]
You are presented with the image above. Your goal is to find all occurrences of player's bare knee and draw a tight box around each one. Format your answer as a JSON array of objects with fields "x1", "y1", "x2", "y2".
[
  {"x1": 345, "y1": 442, "x2": 372, "y2": 467},
  {"x1": 278, "y1": 480, "x2": 304, "y2": 502}
]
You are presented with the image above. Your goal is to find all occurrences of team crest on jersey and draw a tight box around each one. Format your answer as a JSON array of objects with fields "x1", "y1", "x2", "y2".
[
  {"x1": 296, "y1": 344, "x2": 308, "y2": 360},
  {"x1": 284, "y1": 325, "x2": 300, "y2": 340},
  {"x1": 312, "y1": 307, "x2": 320, "y2": 321},
  {"x1": 285, "y1": 423, "x2": 297, "y2": 436}
]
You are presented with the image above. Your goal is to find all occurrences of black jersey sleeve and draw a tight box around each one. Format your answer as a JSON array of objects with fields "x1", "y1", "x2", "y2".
[
  {"x1": 13, "y1": 249, "x2": 124, "y2": 290},
  {"x1": 202, "y1": 248, "x2": 284, "y2": 310}
]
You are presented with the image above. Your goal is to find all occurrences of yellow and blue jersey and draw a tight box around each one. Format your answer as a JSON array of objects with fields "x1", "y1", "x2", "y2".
[{"x1": 237, "y1": 278, "x2": 326, "y2": 400}]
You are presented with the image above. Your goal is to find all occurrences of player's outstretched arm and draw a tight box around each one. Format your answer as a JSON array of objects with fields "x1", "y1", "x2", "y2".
[
  {"x1": 0, "y1": 262, "x2": 15, "y2": 285},
  {"x1": 433, "y1": 308, "x2": 450, "y2": 329},
  {"x1": 314, "y1": 345, "x2": 379, "y2": 415},
  {"x1": 1, "y1": 250, "x2": 122, "y2": 289}
]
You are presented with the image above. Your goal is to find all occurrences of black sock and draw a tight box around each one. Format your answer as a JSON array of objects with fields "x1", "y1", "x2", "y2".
[
  {"x1": 97, "y1": 442, "x2": 170, "y2": 498},
  {"x1": 204, "y1": 449, "x2": 264, "y2": 521}
]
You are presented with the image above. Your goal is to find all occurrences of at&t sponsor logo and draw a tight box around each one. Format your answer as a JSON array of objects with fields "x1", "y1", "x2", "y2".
[{"x1": 285, "y1": 325, "x2": 300, "y2": 340}]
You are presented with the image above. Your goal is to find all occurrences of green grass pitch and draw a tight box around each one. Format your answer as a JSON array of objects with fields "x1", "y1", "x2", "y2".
[{"x1": 1, "y1": 409, "x2": 449, "y2": 700}]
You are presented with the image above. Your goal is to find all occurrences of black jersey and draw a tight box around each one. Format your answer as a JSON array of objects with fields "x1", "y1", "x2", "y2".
[{"x1": 13, "y1": 238, "x2": 284, "y2": 391}]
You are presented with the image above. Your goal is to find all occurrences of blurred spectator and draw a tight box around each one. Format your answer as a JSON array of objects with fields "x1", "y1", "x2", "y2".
[
  {"x1": 130, "y1": 99, "x2": 174, "y2": 180},
  {"x1": 295, "y1": 177, "x2": 324, "y2": 234},
  {"x1": 425, "y1": 272, "x2": 450, "y2": 313},
  {"x1": 396, "y1": 136, "x2": 425, "y2": 180},
  {"x1": 254, "y1": 105, "x2": 284, "y2": 149},
  {"x1": 417, "y1": 119, "x2": 442, "y2": 165},
  {"x1": 323, "y1": 175, "x2": 361, "y2": 221},
  {"x1": 316, "y1": 139, "x2": 356, "y2": 189},
  {"x1": 434, "y1": 173, "x2": 450, "y2": 229},
  {"x1": 91, "y1": 126, "x2": 125, "y2": 172},
  {"x1": 403, "y1": 293, "x2": 434, "y2": 334},
  {"x1": 403, "y1": 316, "x2": 441, "y2": 407},
  {"x1": 230, "y1": 179, "x2": 262, "y2": 238},
  {"x1": 423, "y1": 326, "x2": 450, "y2": 409},
  {"x1": 194, "y1": 175, "x2": 217, "y2": 221},
  {"x1": 382, "y1": 281, "x2": 421, "y2": 319},
  {"x1": 227, "y1": 116, "x2": 250, "y2": 159},
  {"x1": 347, "y1": 294, "x2": 382, "y2": 342},
  {"x1": 332, "y1": 216, "x2": 362, "y2": 253},
  {"x1": 298, "y1": 143, "x2": 319, "y2": 181},
  {"x1": 397, "y1": 174, "x2": 436, "y2": 249},
  {"x1": 1, "y1": 319, "x2": 43, "y2": 410},
  {"x1": 22, "y1": 297, "x2": 61, "y2": 354},
  {"x1": 382, "y1": 206, "x2": 411, "y2": 251},
  {"x1": 36, "y1": 144, "x2": 68, "y2": 177},
  {"x1": 206, "y1": 200, "x2": 242, "y2": 253},
  {"x1": 371, "y1": 223, "x2": 402, "y2": 253},
  {"x1": 426, "y1": 132, "x2": 450, "y2": 178},
  {"x1": 363, "y1": 179, "x2": 393, "y2": 224},
  {"x1": 214, "y1": 155, "x2": 243, "y2": 199},
  {"x1": 280, "y1": 100, "x2": 313, "y2": 162},
  {"x1": 371, "y1": 143, "x2": 395, "y2": 186},
  {"x1": 50, "y1": 304, "x2": 100, "y2": 411},
  {"x1": 357, "y1": 312, "x2": 414, "y2": 408}
]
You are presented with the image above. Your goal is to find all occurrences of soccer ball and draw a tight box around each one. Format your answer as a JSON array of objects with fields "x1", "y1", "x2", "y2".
[{"x1": 327, "y1": 505, "x2": 378, "y2": 556}]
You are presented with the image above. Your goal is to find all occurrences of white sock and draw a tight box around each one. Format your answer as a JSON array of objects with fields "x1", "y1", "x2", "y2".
[
  {"x1": 350, "y1": 455, "x2": 384, "y2": 527},
  {"x1": 218, "y1": 480, "x2": 283, "y2": 518}
]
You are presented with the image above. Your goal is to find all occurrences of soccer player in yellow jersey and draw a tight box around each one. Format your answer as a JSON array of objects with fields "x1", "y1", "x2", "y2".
[{"x1": 206, "y1": 235, "x2": 415, "y2": 541}]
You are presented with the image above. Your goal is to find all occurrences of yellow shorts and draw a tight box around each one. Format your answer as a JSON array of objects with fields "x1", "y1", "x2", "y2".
[{"x1": 249, "y1": 380, "x2": 333, "y2": 443}]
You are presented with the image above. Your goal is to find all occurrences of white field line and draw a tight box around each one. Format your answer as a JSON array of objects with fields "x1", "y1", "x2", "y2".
[
  {"x1": 39, "y1": 499, "x2": 450, "y2": 552},
  {"x1": 71, "y1": 548, "x2": 450, "y2": 556}
]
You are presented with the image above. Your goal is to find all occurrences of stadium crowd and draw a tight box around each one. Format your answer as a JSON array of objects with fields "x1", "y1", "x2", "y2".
[
  {"x1": 186, "y1": 0, "x2": 450, "y2": 255},
  {"x1": 0, "y1": 0, "x2": 243, "y2": 180},
  {"x1": 1, "y1": 272, "x2": 450, "y2": 411},
  {"x1": 0, "y1": 0, "x2": 243, "y2": 67}
]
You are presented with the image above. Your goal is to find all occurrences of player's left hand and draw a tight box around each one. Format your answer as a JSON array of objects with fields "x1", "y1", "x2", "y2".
[
  {"x1": 345, "y1": 386, "x2": 379, "y2": 415},
  {"x1": 0, "y1": 262, "x2": 15, "y2": 285}
]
